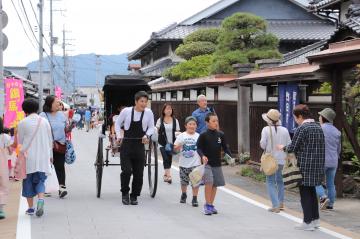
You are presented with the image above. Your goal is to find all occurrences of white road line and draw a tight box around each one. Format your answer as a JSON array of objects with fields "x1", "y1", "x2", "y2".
[
  {"x1": 170, "y1": 162, "x2": 352, "y2": 239},
  {"x1": 16, "y1": 192, "x2": 31, "y2": 239}
]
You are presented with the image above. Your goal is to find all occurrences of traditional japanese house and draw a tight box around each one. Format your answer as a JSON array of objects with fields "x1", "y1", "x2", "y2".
[
  {"x1": 237, "y1": 0, "x2": 360, "y2": 194},
  {"x1": 129, "y1": 0, "x2": 336, "y2": 80}
]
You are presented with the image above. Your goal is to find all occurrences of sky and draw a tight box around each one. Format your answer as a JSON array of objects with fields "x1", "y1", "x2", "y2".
[{"x1": 3, "y1": 0, "x2": 219, "y2": 66}]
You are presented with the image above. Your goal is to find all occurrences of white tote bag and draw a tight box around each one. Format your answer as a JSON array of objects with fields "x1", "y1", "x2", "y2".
[{"x1": 45, "y1": 164, "x2": 60, "y2": 193}]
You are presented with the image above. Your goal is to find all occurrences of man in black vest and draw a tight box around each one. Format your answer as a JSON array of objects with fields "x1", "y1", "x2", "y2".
[{"x1": 115, "y1": 91, "x2": 155, "y2": 205}]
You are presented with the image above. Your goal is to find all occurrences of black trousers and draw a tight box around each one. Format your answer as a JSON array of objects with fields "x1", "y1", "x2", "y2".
[
  {"x1": 159, "y1": 147, "x2": 172, "y2": 170},
  {"x1": 53, "y1": 151, "x2": 66, "y2": 186},
  {"x1": 120, "y1": 141, "x2": 145, "y2": 197},
  {"x1": 299, "y1": 186, "x2": 319, "y2": 224}
]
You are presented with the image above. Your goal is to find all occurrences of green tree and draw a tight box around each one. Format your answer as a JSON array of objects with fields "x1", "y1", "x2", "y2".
[
  {"x1": 164, "y1": 55, "x2": 213, "y2": 81},
  {"x1": 212, "y1": 13, "x2": 281, "y2": 74},
  {"x1": 175, "y1": 28, "x2": 220, "y2": 60}
]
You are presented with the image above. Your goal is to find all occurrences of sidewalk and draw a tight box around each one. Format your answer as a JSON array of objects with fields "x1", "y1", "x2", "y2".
[
  {"x1": 222, "y1": 165, "x2": 360, "y2": 235},
  {"x1": 0, "y1": 180, "x2": 21, "y2": 239}
]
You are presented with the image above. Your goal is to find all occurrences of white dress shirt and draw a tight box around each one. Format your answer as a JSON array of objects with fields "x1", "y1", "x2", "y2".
[
  {"x1": 115, "y1": 107, "x2": 155, "y2": 139},
  {"x1": 17, "y1": 114, "x2": 53, "y2": 175}
]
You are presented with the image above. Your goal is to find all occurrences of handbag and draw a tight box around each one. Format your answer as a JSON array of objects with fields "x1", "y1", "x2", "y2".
[
  {"x1": 260, "y1": 126, "x2": 278, "y2": 176},
  {"x1": 46, "y1": 113, "x2": 66, "y2": 154},
  {"x1": 65, "y1": 140, "x2": 76, "y2": 164},
  {"x1": 14, "y1": 118, "x2": 42, "y2": 180},
  {"x1": 282, "y1": 153, "x2": 303, "y2": 189},
  {"x1": 45, "y1": 164, "x2": 59, "y2": 193}
]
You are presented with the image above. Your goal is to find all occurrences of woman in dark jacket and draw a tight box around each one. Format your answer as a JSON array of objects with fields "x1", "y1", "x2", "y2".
[{"x1": 278, "y1": 104, "x2": 325, "y2": 231}]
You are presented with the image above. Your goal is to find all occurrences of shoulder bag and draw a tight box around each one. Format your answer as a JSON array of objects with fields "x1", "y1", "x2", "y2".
[
  {"x1": 260, "y1": 126, "x2": 278, "y2": 176},
  {"x1": 282, "y1": 153, "x2": 303, "y2": 189},
  {"x1": 14, "y1": 117, "x2": 42, "y2": 179},
  {"x1": 46, "y1": 113, "x2": 66, "y2": 154}
]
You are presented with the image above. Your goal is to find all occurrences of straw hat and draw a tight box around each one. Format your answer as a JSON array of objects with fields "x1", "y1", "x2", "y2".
[{"x1": 262, "y1": 109, "x2": 281, "y2": 126}]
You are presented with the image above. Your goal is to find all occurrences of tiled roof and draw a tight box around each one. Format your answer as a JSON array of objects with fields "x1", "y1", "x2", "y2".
[
  {"x1": 343, "y1": 16, "x2": 360, "y2": 34},
  {"x1": 140, "y1": 55, "x2": 184, "y2": 77},
  {"x1": 308, "y1": 0, "x2": 341, "y2": 10},
  {"x1": 281, "y1": 40, "x2": 327, "y2": 65},
  {"x1": 128, "y1": 20, "x2": 335, "y2": 60},
  {"x1": 151, "y1": 74, "x2": 236, "y2": 91},
  {"x1": 155, "y1": 20, "x2": 335, "y2": 41}
]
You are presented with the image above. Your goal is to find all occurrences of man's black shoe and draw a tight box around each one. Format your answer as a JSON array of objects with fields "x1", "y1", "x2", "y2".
[
  {"x1": 122, "y1": 194, "x2": 130, "y2": 205},
  {"x1": 130, "y1": 196, "x2": 138, "y2": 205}
]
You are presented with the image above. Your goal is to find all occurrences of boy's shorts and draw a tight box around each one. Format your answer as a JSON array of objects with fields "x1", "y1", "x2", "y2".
[
  {"x1": 22, "y1": 172, "x2": 47, "y2": 198},
  {"x1": 203, "y1": 165, "x2": 225, "y2": 187},
  {"x1": 179, "y1": 166, "x2": 197, "y2": 186}
]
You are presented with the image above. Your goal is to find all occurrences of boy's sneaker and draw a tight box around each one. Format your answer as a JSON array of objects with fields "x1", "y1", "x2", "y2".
[
  {"x1": 192, "y1": 197, "x2": 198, "y2": 207},
  {"x1": 180, "y1": 193, "x2": 187, "y2": 204},
  {"x1": 36, "y1": 199, "x2": 44, "y2": 217},
  {"x1": 209, "y1": 205, "x2": 218, "y2": 214},
  {"x1": 25, "y1": 208, "x2": 35, "y2": 215},
  {"x1": 295, "y1": 222, "x2": 315, "y2": 231},
  {"x1": 122, "y1": 194, "x2": 130, "y2": 205},
  {"x1": 319, "y1": 197, "x2": 329, "y2": 210},
  {"x1": 59, "y1": 186, "x2": 68, "y2": 199},
  {"x1": 0, "y1": 210, "x2": 5, "y2": 219},
  {"x1": 326, "y1": 206, "x2": 333, "y2": 210},
  {"x1": 203, "y1": 204, "x2": 212, "y2": 216},
  {"x1": 130, "y1": 196, "x2": 138, "y2": 205}
]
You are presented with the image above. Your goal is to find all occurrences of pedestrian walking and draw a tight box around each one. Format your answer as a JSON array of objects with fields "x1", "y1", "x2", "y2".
[
  {"x1": 156, "y1": 103, "x2": 180, "y2": 184},
  {"x1": 40, "y1": 96, "x2": 68, "y2": 198},
  {"x1": 0, "y1": 118, "x2": 12, "y2": 219},
  {"x1": 17, "y1": 99, "x2": 53, "y2": 217},
  {"x1": 316, "y1": 108, "x2": 341, "y2": 210},
  {"x1": 197, "y1": 112, "x2": 232, "y2": 215},
  {"x1": 260, "y1": 109, "x2": 291, "y2": 213},
  {"x1": 115, "y1": 91, "x2": 155, "y2": 205},
  {"x1": 277, "y1": 104, "x2": 325, "y2": 231},
  {"x1": 192, "y1": 95, "x2": 215, "y2": 134},
  {"x1": 174, "y1": 116, "x2": 201, "y2": 206},
  {"x1": 84, "y1": 107, "x2": 92, "y2": 132}
]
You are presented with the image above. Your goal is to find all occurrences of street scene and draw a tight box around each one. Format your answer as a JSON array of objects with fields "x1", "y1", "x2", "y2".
[{"x1": 1, "y1": 0, "x2": 360, "y2": 239}]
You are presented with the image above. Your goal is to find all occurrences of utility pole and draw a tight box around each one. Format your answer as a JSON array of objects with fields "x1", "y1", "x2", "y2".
[
  {"x1": 49, "y1": 0, "x2": 55, "y2": 94},
  {"x1": 38, "y1": 0, "x2": 44, "y2": 108},
  {"x1": 95, "y1": 54, "x2": 101, "y2": 89},
  {"x1": 0, "y1": 0, "x2": 4, "y2": 116},
  {"x1": 62, "y1": 26, "x2": 67, "y2": 96}
]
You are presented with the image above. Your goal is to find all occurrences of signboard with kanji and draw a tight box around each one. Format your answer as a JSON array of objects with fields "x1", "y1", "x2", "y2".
[{"x1": 4, "y1": 78, "x2": 25, "y2": 128}]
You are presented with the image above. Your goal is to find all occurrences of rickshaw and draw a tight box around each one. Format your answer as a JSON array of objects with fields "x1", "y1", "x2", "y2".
[{"x1": 95, "y1": 75, "x2": 158, "y2": 198}]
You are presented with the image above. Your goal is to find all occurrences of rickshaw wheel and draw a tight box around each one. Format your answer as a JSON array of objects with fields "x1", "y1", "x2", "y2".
[
  {"x1": 95, "y1": 137, "x2": 104, "y2": 198},
  {"x1": 147, "y1": 140, "x2": 158, "y2": 198}
]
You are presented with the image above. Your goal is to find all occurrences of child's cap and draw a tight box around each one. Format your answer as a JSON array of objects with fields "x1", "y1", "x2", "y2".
[{"x1": 185, "y1": 116, "x2": 197, "y2": 125}]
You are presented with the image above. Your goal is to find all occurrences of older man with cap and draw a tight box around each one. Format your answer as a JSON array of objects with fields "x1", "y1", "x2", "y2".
[{"x1": 316, "y1": 108, "x2": 341, "y2": 210}]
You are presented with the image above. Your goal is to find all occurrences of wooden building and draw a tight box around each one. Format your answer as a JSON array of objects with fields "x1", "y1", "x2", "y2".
[
  {"x1": 236, "y1": 0, "x2": 360, "y2": 193},
  {"x1": 128, "y1": 0, "x2": 335, "y2": 80}
]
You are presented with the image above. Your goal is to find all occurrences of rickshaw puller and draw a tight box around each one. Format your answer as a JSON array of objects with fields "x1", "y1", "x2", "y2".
[{"x1": 115, "y1": 91, "x2": 154, "y2": 205}]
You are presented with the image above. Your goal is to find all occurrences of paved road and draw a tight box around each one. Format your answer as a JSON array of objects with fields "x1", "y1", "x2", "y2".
[{"x1": 28, "y1": 129, "x2": 347, "y2": 239}]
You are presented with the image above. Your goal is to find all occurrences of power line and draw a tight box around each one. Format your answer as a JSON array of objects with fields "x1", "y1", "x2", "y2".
[{"x1": 10, "y1": 0, "x2": 38, "y2": 50}]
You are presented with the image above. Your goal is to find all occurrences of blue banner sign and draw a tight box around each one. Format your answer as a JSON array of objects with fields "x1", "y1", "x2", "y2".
[{"x1": 278, "y1": 84, "x2": 299, "y2": 133}]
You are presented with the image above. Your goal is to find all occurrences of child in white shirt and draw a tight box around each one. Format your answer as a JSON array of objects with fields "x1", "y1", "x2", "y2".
[{"x1": 174, "y1": 116, "x2": 202, "y2": 207}]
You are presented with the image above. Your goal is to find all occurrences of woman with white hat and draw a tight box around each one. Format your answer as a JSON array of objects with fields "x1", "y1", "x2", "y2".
[{"x1": 260, "y1": 109, "x2": 291, "y2": 213}]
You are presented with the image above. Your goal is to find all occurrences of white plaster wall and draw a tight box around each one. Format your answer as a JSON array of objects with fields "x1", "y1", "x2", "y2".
[
  {"x1": 252, "y1": 84, "x2": 267, "y2": 102},
  {"x1": 166, "y1": 92, "x2": 171, "y2": 101},
  {"x1": 206, "y1": 87, "x2": 215, "y2": 101},
  {"x1": 268, "y1": 97, "x2": 278, "y2": 102},
  {"x1": 190, "y1": 90, "x2": 197, "y2": 101},
  {"x1": 218, "y1": 86, "x2": 238, "y2": 101},
  {"x1": 308, "y1": 96, "x2": 332, "y2": 103},
  {"x1": 157, "y1": 93, "x2": 161, "y2": 101},
  {"x1": 177, "y1": 91, "x2": 183, "y2": 101},
  {"x1": 152, "y1": 93, "x2": 157, "y2": 101}
]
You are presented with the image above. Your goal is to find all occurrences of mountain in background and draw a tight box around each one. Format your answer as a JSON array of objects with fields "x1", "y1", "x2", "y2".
[{"x1": 27, "y1": 53, "x2": 136, "y2": 90}]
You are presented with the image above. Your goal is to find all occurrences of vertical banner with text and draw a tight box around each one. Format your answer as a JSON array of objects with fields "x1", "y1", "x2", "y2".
[
  {"x1": 278, "y1": 83, "x2": 299, "y2": 133},
  {"x1": 55, "y1": 86, "x2": 62, "y2": 100},
  {"x1": 4, "y1": 78, "x2": 25, "y2": 128}
]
